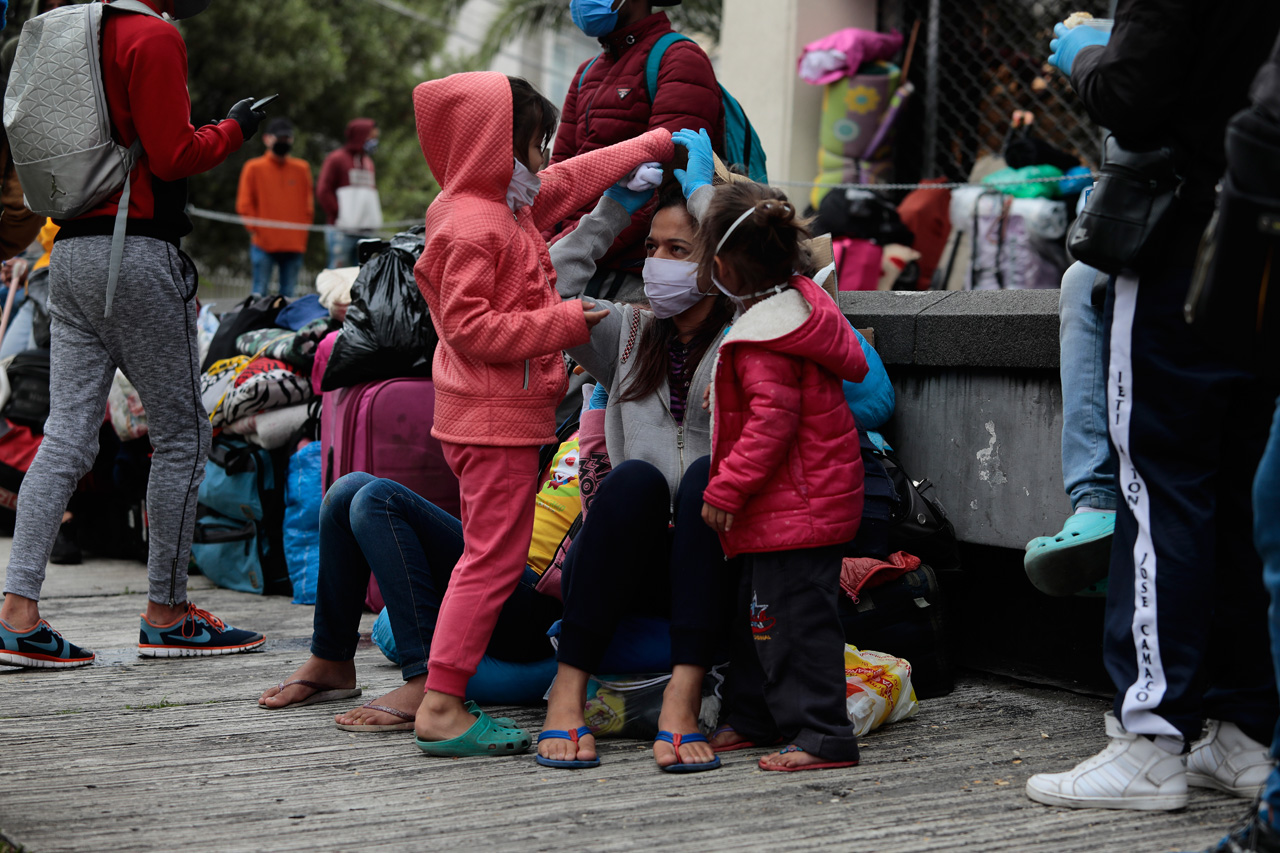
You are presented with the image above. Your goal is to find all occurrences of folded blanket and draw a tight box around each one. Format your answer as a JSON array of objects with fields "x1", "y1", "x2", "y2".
[
  {"x1": 224, "y1": 404, "x2": 312, "y2": 450},
  {"x1": 237, "y1": 317, "x2": 340, "y2": 373},
  {"x1": 212, "y1": 364, "x2": 314, "y2": 428}
]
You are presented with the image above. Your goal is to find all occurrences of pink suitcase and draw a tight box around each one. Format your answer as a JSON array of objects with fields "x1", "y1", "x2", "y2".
[{"x1": 320, "y1": 377, "x2": 461, "y2": 611}]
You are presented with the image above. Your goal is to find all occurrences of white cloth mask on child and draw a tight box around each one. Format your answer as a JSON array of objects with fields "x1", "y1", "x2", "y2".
[
  {"x1": 507, "y1": 157, "x2": 541, "y2": 212},
  {"x1": 643, "y1": 257, "x2": 712, "y2": 319}
]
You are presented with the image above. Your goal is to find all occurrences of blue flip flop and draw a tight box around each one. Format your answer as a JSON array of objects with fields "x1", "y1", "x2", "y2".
[
  {"x1": 534, "y1": 726, "x2": 601, "y2": 769},
  {"x1": 655, "y1": 731, "x2": 722, "y2": 773}
]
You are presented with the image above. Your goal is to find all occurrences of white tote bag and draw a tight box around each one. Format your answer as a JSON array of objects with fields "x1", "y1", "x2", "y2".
[{"x1": 334, "y1": 167, "x2": 383, "y2": 232}]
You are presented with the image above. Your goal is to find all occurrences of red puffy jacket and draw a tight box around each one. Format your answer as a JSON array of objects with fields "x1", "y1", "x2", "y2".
[
  {"x1": 703, "y1": 277, "x2": 868, "y2": 557},
  {"x1": 549, "y1": 12, "x2": 723, "y2": 271}
]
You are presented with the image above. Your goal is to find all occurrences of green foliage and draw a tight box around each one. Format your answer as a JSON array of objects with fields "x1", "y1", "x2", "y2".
[
  {"x1": 466, "y1": 0, "x2": 723, "y2": 67},
  {"x1": 179, "y1": 0, "x2": 455, "y2": 274}
]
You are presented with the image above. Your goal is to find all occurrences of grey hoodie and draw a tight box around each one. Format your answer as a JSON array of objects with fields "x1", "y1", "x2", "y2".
[{"x1": 550, "y1": 186, "x2": 719, "y2": 502}]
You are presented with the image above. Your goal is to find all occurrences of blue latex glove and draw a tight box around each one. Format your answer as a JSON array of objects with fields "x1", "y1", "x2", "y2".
[
  {"x1": 1048, "y1": 21, "x2": 1109, "y2": 76},
  {"x1": 603, "y1": 181, "x2": 654, "y2": 215},
  {"x1": 672, "y1": 128, "x2": 715, "y2": 199}
]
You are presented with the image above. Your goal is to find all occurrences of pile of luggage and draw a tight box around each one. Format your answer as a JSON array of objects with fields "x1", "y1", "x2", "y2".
[{"x1": 190, "y1": 227, "x2": 457, "y2": 605}]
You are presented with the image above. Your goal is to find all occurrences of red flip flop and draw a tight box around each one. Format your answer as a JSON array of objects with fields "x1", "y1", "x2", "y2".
[
  {"x1": 758, "y1": 744, "x2": 859, "y2": 772},
  {"x1": 711, "y1": 725, "x2": 782, "y2": 753}
]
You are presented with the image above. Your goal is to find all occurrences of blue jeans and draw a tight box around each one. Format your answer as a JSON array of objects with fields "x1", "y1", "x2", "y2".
[
  {"x1": 1059, "y1": 261, "x2": 1116, "y2": 510},
  {"x1": 309, "y1": 473, "x2": 560, "y2": 681},
  {"x1": 249, "y1": 245, "x2": 303, "y2": 297},
  {"x1": 325, "y1": 228, "x2": 362, "y2": 269},
  {"x1": 1257, "y1": 397, "x2": 1280, "y2": 814}
]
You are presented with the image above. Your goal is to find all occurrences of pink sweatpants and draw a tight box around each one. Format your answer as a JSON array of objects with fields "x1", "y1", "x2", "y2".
[{"x1": 426, "y1": 441, "x2": 540, "y2": 697}]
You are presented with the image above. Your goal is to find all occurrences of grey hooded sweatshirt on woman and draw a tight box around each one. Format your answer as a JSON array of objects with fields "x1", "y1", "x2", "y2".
[{"x1": 549, "y1": 185, "x2": 719, "y2": 502}]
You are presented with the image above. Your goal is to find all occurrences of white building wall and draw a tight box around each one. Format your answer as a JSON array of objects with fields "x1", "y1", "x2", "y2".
[{"x1": 719, "y1": 0, "x2": 877, "y2": 187}]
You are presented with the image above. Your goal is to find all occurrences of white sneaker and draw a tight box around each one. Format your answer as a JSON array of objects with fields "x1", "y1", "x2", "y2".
[
  {"x1": 1187, "y1": 719, "x2": 1275, "y2": 798},
  {"x1": 1025, "y1": 712, "x2": 1188, "y2": 810}
]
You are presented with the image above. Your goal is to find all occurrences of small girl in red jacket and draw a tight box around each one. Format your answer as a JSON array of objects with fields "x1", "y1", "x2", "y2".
[
  {"x1": 411, "y1": 72, "x2": 673, "y2": 756},
  {"x1": 697, "y1": 181, "x2": 869, "y2": 772}
]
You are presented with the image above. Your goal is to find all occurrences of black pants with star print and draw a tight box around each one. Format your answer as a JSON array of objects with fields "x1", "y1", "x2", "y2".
[{"x1": 724, "y1": 543, "x2": 861, "y2": 763}]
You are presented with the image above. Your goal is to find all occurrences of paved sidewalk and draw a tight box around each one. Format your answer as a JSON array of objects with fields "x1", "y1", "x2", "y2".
[{"x1": 0, "y1": 547, "x2": 1245, "y2": 853}]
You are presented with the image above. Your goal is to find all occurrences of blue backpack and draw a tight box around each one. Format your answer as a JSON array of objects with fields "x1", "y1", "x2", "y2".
[
  {"x1": 578, "y1": 32, "x2": 768, "y2": 183},
  {"x1": 190, "y1": 438, "x2": 291, "y2": 596}
]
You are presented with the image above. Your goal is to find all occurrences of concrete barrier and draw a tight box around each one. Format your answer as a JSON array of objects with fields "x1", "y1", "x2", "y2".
[{"x1": 840, "y1": 290, "x2": 1072, "y2": 550}]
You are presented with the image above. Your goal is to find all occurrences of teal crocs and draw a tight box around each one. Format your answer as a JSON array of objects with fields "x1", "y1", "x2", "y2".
[
  {"x1": 415, "y1": 701, "x2": 532, "y2": 758},
  {"x1": 1024, "y1": 511, "x2": 1115, "y2": 596}
]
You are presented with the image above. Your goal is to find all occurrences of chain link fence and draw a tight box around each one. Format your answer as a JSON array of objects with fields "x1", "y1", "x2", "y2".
[{"x1": 879, "y1": 0, "x2": 1109, "y2": 183}]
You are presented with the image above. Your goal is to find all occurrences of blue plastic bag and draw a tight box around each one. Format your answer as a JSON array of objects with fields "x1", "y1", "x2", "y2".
[{"x1": 283, "y1": 441, "x2": 322, "y2": 604}]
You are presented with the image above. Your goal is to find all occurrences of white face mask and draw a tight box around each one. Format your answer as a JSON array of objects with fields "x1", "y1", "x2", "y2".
[
  {"x1": 643, "y1": 257, "x2": 710, "y2": 319},
  {"x1": 507, "y1": 157, "x2": 541, "y2": 212}
]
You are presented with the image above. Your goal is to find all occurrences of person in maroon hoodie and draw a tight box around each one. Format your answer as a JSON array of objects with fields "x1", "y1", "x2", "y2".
[
  {"x1": 317, "y1": 118, "x2": 381, "y2": 269},
  {"x1": 0, "y1": 0, "x2": 268, "y2": 669},
  {"x1": 551, "y1": 0, "x2": 723, "y2": 300}
]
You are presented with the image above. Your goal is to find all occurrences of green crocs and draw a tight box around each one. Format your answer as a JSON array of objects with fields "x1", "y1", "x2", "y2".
[
  {"x1": 1024, "y1": 511, "x2": 1115, "y2": 597},
  {"x1": 414, "y1": 701, "x2": 532, "y2": 758}
]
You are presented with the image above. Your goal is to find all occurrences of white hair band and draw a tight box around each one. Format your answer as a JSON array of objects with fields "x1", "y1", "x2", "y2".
[{"x1": 715, "y1": 206, "x2": 756, "y2": 255}]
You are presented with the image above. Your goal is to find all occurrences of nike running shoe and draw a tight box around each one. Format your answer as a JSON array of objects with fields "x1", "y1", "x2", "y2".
[
  {"x1": 138, "y1": 602, "x2": 265, "y2": 658},
  {"x1": 0, "y1": 617, "x2": 95, "y2": 668}
]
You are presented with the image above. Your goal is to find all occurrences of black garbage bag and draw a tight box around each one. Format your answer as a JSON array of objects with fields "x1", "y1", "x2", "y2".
[{"x1": 321, "y1": 226, "x2": 437, "y2": 392}]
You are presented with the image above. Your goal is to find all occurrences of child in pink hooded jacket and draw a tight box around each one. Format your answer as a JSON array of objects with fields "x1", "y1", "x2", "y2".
[
  {"x1": 410, "y1": 72, "x2": 672, "y2": 756},
  {"x1": 697, "y1": 181, "x2": 868, "y2": 773}
]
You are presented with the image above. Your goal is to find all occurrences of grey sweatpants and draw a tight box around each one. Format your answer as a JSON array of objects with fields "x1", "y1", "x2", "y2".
[{"x1": 3, "y1": 235, "x2": 210, "y2": 606}]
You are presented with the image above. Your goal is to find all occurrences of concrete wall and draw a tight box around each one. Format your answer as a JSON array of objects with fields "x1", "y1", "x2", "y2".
[
  {"x1": 719, "y1": 0, "x2": 878, "y2": 186},
  {"x1": 840, "y1": 290, "x2": 1072, "y2": 550}
]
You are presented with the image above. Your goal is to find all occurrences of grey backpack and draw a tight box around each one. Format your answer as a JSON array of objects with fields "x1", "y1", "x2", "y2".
[{"x1": 2, "y1": 0, "x2": 168, "y2": 315}]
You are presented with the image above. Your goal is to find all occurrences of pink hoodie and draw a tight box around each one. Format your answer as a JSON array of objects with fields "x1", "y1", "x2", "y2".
[{"x1": 413, "y1": 72, "x2": 674, "y2": 446}]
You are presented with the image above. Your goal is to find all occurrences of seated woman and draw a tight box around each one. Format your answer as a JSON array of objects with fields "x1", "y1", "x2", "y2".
[
  {"x1": 533, "y1": 131, "x2": 745, "y2": 772},
  {"x1": 538, "y1": 133, "x2": 896, "y2": 772},
  {"x1": 258, "y1": 471, "x2": 564, "y2": 729}
]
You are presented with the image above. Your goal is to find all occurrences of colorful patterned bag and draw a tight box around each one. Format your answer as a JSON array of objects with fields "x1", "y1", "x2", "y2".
[{"x1": 845, "y1": 645, "x2": 919, "y2": 736}]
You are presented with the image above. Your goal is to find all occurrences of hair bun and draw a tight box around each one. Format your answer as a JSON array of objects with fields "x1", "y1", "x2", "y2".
[{"x1": 754, "y1": 199, "x2": 795, "y2": 225}]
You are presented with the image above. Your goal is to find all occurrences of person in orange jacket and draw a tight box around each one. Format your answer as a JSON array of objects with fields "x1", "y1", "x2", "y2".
[{"x1": 236, "y1": 117, "x2": 314, "y2": 296}]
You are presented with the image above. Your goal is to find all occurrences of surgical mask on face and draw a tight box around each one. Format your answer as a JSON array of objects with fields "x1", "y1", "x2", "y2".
[
  {"x1": 271, "y1": 140, "x2": 293, "y2": 157},
  {"x1": 570, "y1": 0, "x2": 621, "y2": 38},
  {"x1": 642, "y1": 257, "x2": 709, "y2": 319},
  {"x1": 363, "y1": 138, "x2": 379, "y2": 155},
  {"x1": 507, "y1": 157, "x2": 541, "y2": 211},
  {"x1": 168, "y1": 0, "x2": 211, "y2": 19}
]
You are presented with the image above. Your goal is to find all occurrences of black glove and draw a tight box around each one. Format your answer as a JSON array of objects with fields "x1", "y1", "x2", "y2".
[{"x1": 227, "y1": 98, "x2": 266, "y2": 140}]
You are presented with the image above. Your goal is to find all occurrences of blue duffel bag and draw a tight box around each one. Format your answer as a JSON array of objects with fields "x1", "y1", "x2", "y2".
[{"x1": 191, "y1": 437, "x2": 291, "y2": 596}]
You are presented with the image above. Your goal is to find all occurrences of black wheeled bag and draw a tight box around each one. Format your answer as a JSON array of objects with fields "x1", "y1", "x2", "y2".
[{"x1": 839, "y1": 562, "x2": 954, "y2": 698}]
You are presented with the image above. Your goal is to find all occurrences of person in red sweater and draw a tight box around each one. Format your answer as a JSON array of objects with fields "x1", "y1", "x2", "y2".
[
  {"x1": 0, "y1": 0, "x2": 268, "y2": 669},
  {"x1": 551, "y1": 0, "x2": 723, "y2": 298},
  {"x1": 236, "y1": 117, "x2": 314, "y2": 296},
  {"x1": 696, "y1": 181, "x2": 868, "y2": 773},
  {"x1": 410, "y1": 71, "x2": 672, "y2": 757},
  {"x1": 316, "y1": 118, "x2": 380, "y2": 269}
]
